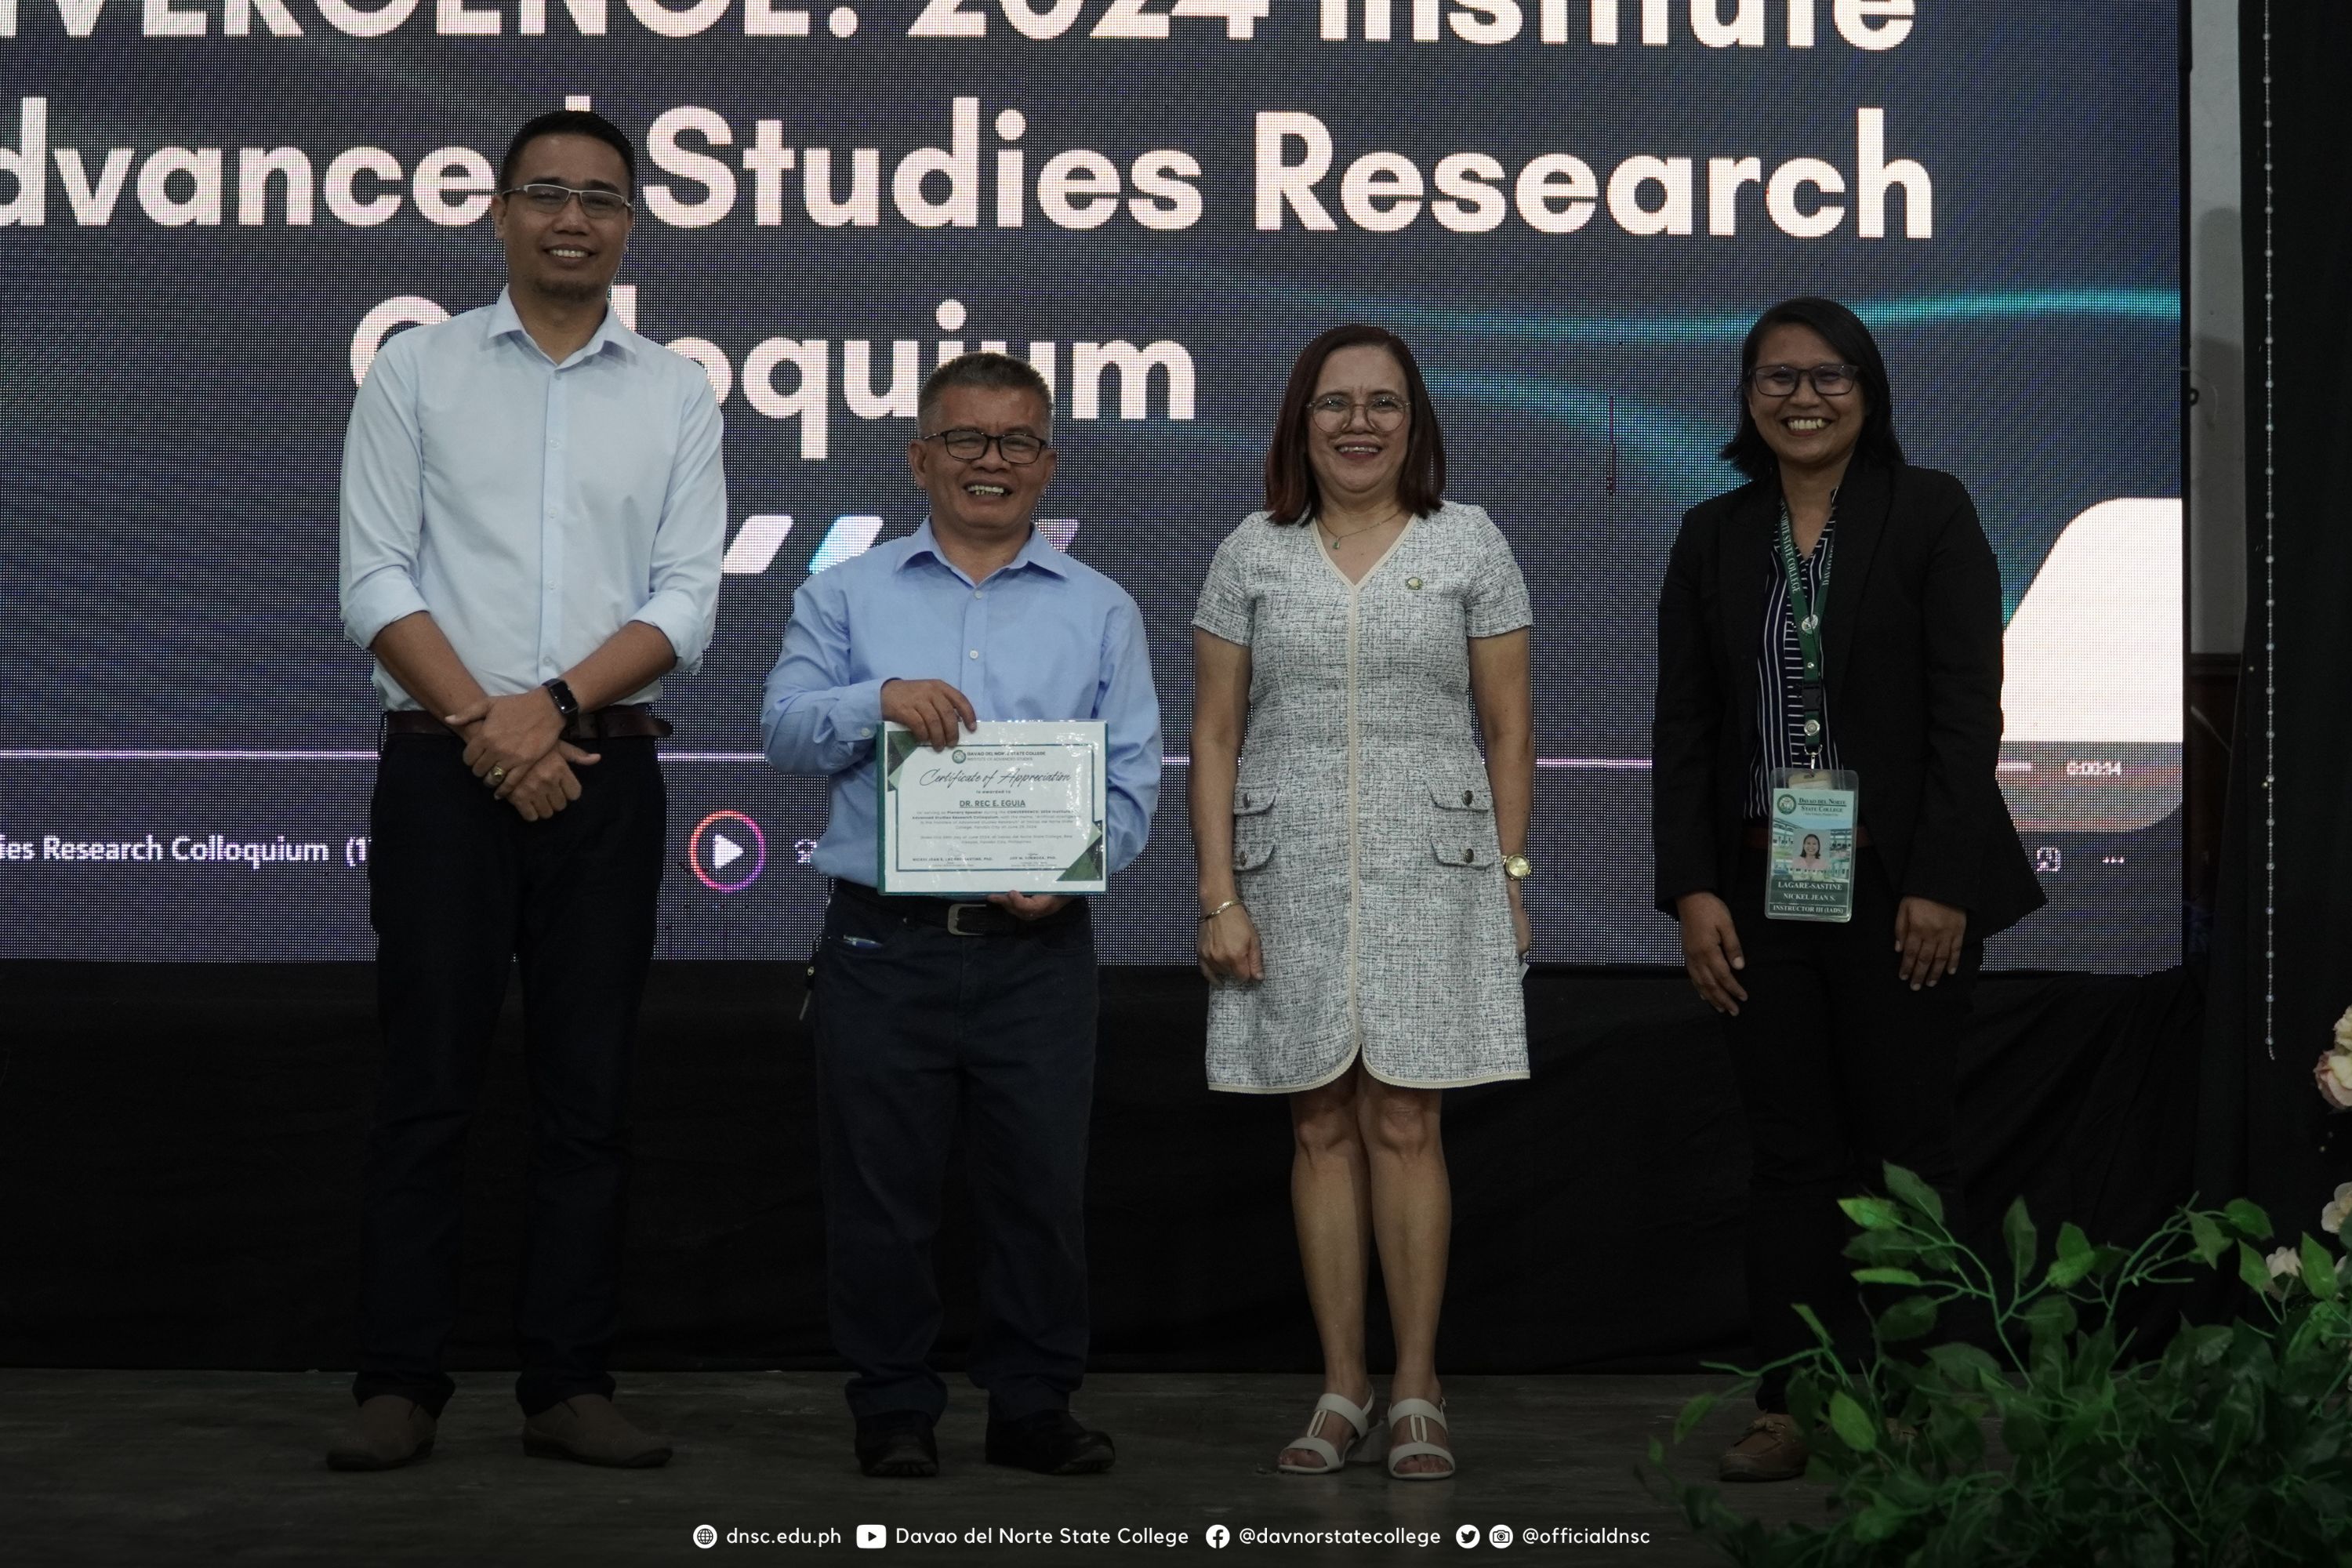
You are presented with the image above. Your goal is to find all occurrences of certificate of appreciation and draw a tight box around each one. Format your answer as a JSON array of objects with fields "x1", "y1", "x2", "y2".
[{"x1": 877, "y1": 720, "x2": 1109, "y2": 895}]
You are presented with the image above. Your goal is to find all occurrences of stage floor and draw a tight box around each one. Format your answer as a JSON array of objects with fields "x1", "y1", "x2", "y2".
[{"x1": 0, "y1": 1370, "x2": 1821, "y2": 1564}]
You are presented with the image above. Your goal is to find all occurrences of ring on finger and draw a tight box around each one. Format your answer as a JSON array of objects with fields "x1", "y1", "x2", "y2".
[{"x1": 487, "y1": 764, "x2": 508, "y2": 786}]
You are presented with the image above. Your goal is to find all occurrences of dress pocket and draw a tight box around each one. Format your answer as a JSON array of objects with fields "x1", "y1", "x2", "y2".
[
  {"x1": 1232, "y1": 782, "x2": 1279, "y2": 873},
  {"x1": 1428, "y1": 778, "x2": 1495, "y2": 868}
]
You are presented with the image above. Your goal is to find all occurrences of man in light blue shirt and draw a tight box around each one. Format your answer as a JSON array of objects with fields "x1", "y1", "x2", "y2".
[
  {"x1": 329, "y1": 110, "x2": 722, "y2": 1475},
  {"x1": 763, "y1": 352, "x2": 1158, "y2": 1479}
]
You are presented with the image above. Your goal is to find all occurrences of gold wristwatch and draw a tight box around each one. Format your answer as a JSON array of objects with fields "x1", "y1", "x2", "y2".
[{"x1": 1502, "y1": 855, "x2": 1533, "y2": 881}]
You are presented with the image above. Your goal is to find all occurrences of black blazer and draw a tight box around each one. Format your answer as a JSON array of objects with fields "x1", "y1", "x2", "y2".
[{"x1": 1651, "y1": 459, "x2": 2045, "y2": 938}]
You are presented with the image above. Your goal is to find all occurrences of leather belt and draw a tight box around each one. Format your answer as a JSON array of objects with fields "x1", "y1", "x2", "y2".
[
  {"x1": 831, "y1": 877, "x2": 1081, "y2": 938},
  {"x1": 1745, "y1": 819, "x2": 1870, "y2": 850},
  {"x1": 382, "y1": 704, "x2": 673, "y2": 744}
]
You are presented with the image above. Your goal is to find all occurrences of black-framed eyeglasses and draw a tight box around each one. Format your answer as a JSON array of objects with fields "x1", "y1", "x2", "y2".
[
  {"x1": 1747, "y1": 362, "x2": 1860, "y2": 397},
  {"x1": 1309, "y1": 392, "x2": 1409, "y2": 432},
  {"x1": 922, "y1": 428, "x2": 1049, "y2": 466},
  {"x1": 500, "y1": 183, "x2": 633, "y2": 220}
]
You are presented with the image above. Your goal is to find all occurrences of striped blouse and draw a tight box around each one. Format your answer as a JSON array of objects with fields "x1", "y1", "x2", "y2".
[{"x1": 1744, "y1": 506, "x2": 1841, "y2": 817}]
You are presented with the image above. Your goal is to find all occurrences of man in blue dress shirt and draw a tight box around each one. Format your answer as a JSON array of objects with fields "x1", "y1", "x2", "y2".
[
  {"x1": 764, "y1": 352, "x2": 1160, "y2": 1479},
  {"x1": 331, "y1": 110, "x2": 724, "y2": 1472}
]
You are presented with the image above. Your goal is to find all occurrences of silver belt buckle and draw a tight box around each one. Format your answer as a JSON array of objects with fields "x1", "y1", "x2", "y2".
[{"x1": 945, "y1": 902, "x2": 991, "y2": 937}]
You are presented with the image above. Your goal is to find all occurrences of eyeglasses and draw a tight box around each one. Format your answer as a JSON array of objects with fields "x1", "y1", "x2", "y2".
[
  {"x1": 1747, "y1": 362, "x2": 1861, "y2": 397},
  {"x1": 501, "y1": 183, "x2": 633, "y2": 220},
  {"x1": 1309, "y1": 392, "x2": 1409, "y2": 432},
  {"x1": 922, "y1": 428, "x2": 1049, "y2": 466}
]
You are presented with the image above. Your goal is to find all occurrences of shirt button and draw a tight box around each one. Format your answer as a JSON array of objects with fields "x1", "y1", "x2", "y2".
[
  {"x1": 858, "y1": 727, "x2": 873, "y2": 739},
  {"x1": 1462, "y1": 789, "x2": 1475, "y2": 805},
  {"x1": 974, "y1": 590, "x2": 984, "y2": 598},
  {"x1": 1462, "y1": 848, "x2": 1476, "y2": 864},
  {"x1": 968, "y1": 650, "x2": 979, "y2": 659}
]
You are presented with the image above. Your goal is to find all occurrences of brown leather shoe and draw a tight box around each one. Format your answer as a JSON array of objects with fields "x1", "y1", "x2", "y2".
[
  {"x1": 326, "y1": 1396, "x2": 435, "y2": 1471},
  {"x1": 1719, "y1": 1412, "x2": 1809, "y2": 1483},
  {"x1": 521, "y1": 1395, "x2": 673, "y2": 1468}
]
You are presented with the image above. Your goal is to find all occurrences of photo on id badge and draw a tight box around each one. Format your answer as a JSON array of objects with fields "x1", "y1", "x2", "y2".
[{"x1": 1766, "y1": 768, "x2": 1860, "y2": 924}]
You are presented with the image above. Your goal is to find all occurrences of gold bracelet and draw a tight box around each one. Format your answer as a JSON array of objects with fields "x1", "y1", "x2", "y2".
[{"x1": 1200, "y1": 898, "x2": 1242, "y2": 923}]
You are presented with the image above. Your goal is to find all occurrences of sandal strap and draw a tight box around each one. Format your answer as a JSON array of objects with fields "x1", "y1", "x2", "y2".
[
  {"x1": 1387, "y1": 1397, "x2": 1446, "y2": 1425},
  {"x1": 1310, "y1": 1390, "x2": 1376, "y2": 1439},
  {"x1": 1387, "y1": 1439, "x2": 1456, "y2": 1472},
  {"x1": 1279, "y1": 1434, "x2": 1343, "y2": 1472}
]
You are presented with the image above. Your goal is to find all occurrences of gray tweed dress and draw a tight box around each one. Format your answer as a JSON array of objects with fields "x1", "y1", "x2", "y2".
[{"x1": 1192, "y1": 501, "x2": 1534, "y2": 1093}]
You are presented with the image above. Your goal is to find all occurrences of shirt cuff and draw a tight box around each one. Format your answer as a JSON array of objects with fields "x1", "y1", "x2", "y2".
[
  {"x1": 834, "y1": 678, "x2": 887, "y2": 746},
  {"x1": 342, "y1": 571, "x2": 431, "y2": 653},
  {"x1": 630, "y1": 593, "x2": 714, "y2": 677}
]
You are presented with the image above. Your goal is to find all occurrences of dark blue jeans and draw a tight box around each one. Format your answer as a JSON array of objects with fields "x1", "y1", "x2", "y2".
[
  {"x1": 353, "y1": 734, "x2": 664, "y2": 1417},
  {"x1": 811, "y1": 886, "x2": 1100, "y2": 1424}
]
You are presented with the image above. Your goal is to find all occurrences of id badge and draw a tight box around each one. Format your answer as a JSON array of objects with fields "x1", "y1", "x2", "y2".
[{"x1": 1766, "y1": 768, "x2": 1860, "y2": 923}]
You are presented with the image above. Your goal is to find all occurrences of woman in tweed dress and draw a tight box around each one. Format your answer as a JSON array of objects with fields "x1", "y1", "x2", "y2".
[{"x1": 1190, "y1": 325, "x2": 1534, "y2": 1480}]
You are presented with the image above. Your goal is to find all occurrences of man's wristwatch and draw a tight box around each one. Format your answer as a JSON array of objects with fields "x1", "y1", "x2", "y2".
[
  {"x1": 1502, "y1": 855, "x2": 1534, "y2": 881},
  {"x1": 542, "y1": 677, "x2": 581, "y2": 722}
]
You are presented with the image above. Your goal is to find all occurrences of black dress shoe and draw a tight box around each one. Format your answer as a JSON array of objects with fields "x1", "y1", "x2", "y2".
[
  {"x1": 855, "y1": 1414, "x2": 938, "y2": 1478},
  {"x1": 985, "y1": 1409, "x2": 1115, "y2": 1475}
]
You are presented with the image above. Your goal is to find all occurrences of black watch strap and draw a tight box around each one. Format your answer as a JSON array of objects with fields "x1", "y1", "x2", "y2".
[{"x1": 542, "y1": 677, "x2": 581, "y2": 720}]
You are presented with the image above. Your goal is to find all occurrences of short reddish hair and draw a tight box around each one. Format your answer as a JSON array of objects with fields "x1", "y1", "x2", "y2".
[{"x1": 1262, "y1": 325, "x2": 1446, "y2": 524}]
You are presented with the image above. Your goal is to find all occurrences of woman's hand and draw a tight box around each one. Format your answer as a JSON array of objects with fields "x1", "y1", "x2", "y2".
[
  {"x1": 1198, "y1": 902, "x2": 1264, "y2": 985},
  {"x1": 1507, "y1": 878, "x2": 1532, "y2": 960},
  {"x1": 1893, "y1": 896, "x2": 1967, "y2": 989},
  {"x1": 1675, "y1": 891, "x2": 1748, "y2": 1015}
]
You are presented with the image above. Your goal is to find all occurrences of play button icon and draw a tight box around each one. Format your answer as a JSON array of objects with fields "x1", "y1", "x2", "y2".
[{"x1": 689, "y1": 809, "x2": 766, "y2": 893}]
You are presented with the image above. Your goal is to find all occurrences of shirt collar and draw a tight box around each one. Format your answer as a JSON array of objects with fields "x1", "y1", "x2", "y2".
[
  {"x1": 901, "y1": 518, "x2": 1073, "y2": 583},
  {"x1": 484, "y1": 287, "x2": 637, "y2": 368}
]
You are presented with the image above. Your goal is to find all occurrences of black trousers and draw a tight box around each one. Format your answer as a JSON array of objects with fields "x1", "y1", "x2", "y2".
[
  {"x1": 353, "y1": 733, "x2": 666, "y2": 1417},
  {"x1": 1722, "y1": 846, "x2": 1980, "y2": 1410},
  {"x1": 811, "y1": 887, "x2": 1100, "y2": 1424}
]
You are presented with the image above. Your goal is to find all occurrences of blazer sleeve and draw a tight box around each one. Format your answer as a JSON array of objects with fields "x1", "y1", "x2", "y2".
[
  {"x1": 1652, "y1": 509, "x2": 1724, "y2": 913},
  {"x1": 1903, "y1": 478, "x2": 2008, "y2": 912}
]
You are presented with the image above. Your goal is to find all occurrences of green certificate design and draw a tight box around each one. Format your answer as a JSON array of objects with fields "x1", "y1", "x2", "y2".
[{"x1": 877, "y1": 720, "x2": 1109, "y2": 895}]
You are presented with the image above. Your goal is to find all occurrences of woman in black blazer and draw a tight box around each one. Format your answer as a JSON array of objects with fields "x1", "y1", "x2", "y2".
[{"x1": 1652, "y1": 297, "x2": 2042, "y2": 1483}]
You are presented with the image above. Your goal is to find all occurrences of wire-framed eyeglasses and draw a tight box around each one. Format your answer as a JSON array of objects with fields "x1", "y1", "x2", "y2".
[
  {"x1": 501, "y1": 183, "x2": 633, "y2": 220},
  {"x1": 1309, "y1": 392, "x2": 1409, "y2": 432},
  {"x1": 922, "y1": 428, "x2": 1050, "y2": 466},
  {"x1": 1747, "y1": 362, "x2": 1861, "y2": 398}
]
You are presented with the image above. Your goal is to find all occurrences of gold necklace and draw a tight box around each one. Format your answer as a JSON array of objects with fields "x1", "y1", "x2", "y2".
[{"x1": 1318, "y1": 510, "x2": 1402, "y2": 549}]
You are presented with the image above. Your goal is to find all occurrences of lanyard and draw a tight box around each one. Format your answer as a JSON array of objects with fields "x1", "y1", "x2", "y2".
[{"x1": 1773, "y1": 497, "x2": 1834, "y2": 766}]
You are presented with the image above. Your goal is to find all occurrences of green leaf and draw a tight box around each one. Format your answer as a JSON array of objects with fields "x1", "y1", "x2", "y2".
[
  {"x1": 2045, "y1": 1249, "x2": 2099, "y2": 1290},
  {"x1": 1841, "y1": 1196, "x2": 1904, "y2": 1232},
  {"x1": 1672, "y1": 1392, "x2": 1716, "y2": 1443},
  {"x1": 2020, "y1": 1294, "x2": 2077, "y2": 1341},
  {"x1": 2055, "y1": 1221, "x2": 2092, "y2": 1261},
  {"x1": 1828, "y1": 1390, "x2": 1878, "y2": 1453},
  {"x1": 1875, "y1": 1295, "x2": 1939, "y2": 1343},
  {"x1": 2224, "y1": 1197, "x2": 2274, "y2": 1240},
  {"x1": 2303, "y1": 1235, "x2": 2339, "y2": 1301},
  {"x1": 1789, "y1": 1301, "x2": 1837, "y2": 1351},
  {"x1": 2003, "y1": 1196, "x2": 2039, "y2": 1285},
  {"x1": 1849, "y1": 1498, "x2": 1907, "y2": 1544},
  {"x1": 1646, "y1": 1436, "x2": 1664, "y2": 1465},
  {"x1": 2002, "y1": 1406, "x2": 2047, "y2": 1455},
  {"x1": 2189, "y1": 1211, "x2": 2227, "y2": 1265},
  {"x1": 1852, "y1": 1267, "x2": 1927, "y2": 1287},
  {"x1": 1881, "y1": 1163, "x2": 1946, "y2": 1224},
  {"x1": 2239, "y1": 1241, "x2": 2274, "y2": 1297}
]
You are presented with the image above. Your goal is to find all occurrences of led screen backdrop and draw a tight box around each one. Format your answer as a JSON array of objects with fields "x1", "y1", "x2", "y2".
[{"x1": 0, "y1": 0, "x2": 2182, "y2": 966}]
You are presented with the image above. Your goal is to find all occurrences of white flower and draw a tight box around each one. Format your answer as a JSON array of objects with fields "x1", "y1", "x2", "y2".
[
  {"x1": 2315, "y1": 1053, "x2": 2352, "y2": 1112},
  {"x1": 2335, "y1": 1007, "x2": 2352, "y2": 1050},
  {"x1": 2324, "y1": 1183, "x2": 2352, "y2": 1237},
  {"x1": 2267, "y1": 1247, "x2": 2304, "y2": 1287}
]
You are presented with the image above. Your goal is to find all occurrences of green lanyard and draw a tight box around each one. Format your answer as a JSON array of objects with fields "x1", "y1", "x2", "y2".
[{"x1": 1773, "y1": 498, "x2": 1834, "y2": 766}]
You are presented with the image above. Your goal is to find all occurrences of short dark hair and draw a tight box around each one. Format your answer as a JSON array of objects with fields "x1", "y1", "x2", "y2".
[
  {"x1": 919, "y1": 352, "x2": 1054, "y2": 432},
  {"x1": 1264, "y1": 325, "x2": 1445, "y2": 524},
  {"x1": 500, "y1": 109, "x2": 636, "y2": 194},
  {"x1": 1719, "y1": 296, "x2": 1904, "y2": 483}
]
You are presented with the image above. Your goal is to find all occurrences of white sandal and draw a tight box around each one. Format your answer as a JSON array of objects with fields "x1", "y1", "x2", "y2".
[
  {"x1": 1275, "y1": 1389, "x2": 1380, "y2": 1475},
  {"x1": 1385, "y1": 1397, "x2": 1455, "y2": 1481}
]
